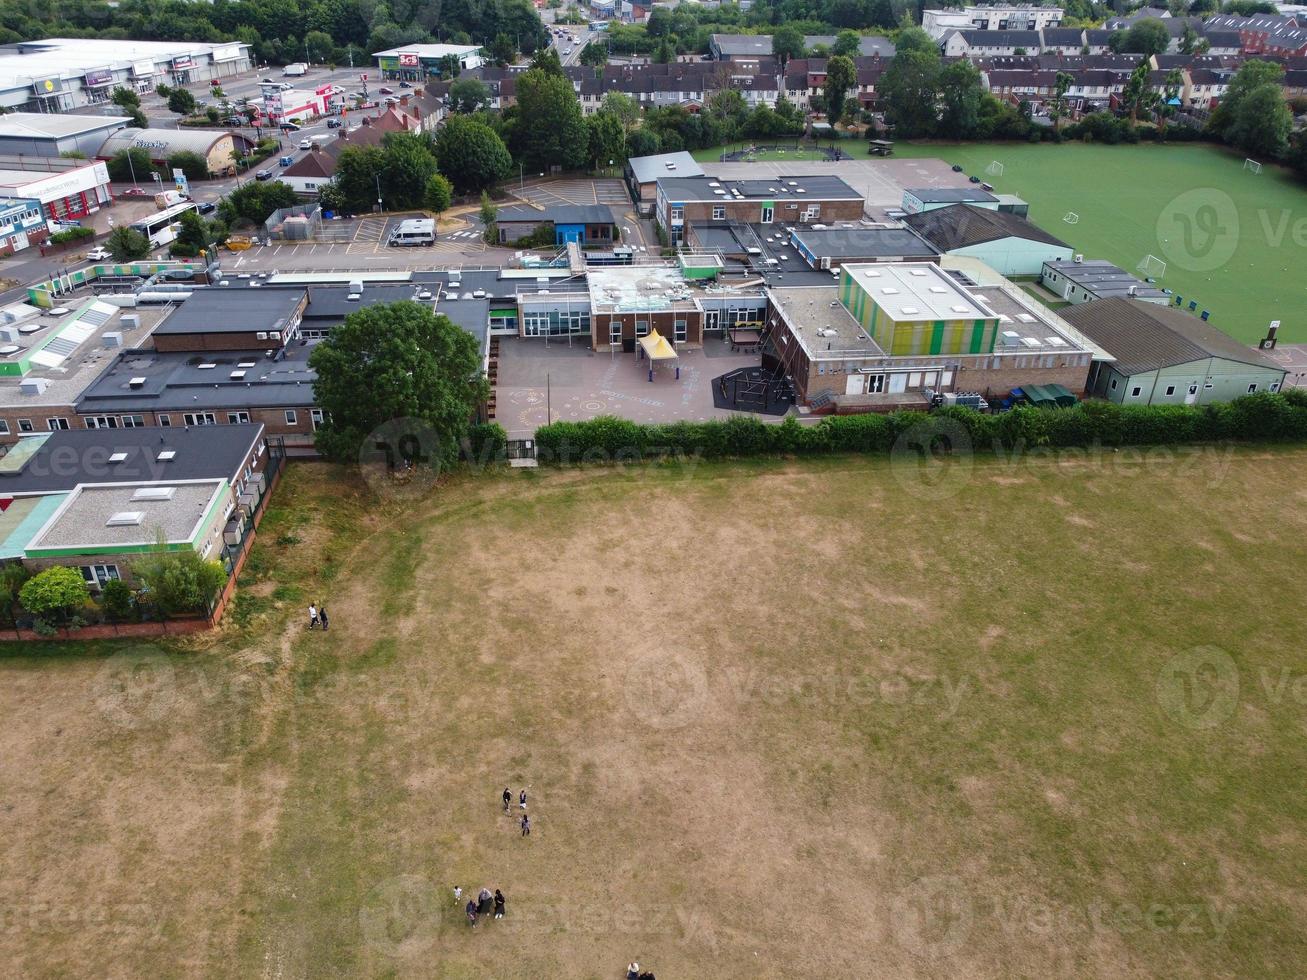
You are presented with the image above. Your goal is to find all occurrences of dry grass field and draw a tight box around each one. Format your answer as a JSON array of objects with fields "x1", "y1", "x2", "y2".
[{"x1": 4, "y1": 447, "x2": 1307, "y2": 978}]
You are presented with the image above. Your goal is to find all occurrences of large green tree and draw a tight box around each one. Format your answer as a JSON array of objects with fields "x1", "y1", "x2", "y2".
[
  {"x1": 167, "y1": 87, "x2": 197, "y2": 116},
  {"x1": 585, "y1": 111, "x2": 627, "y2": 170},
  {"x1": 218, "y1": 179, "x2": 298, "y2": 226},
  {"x1": 832, "y1": 29, "x2": 861, "y2": 58},
  {"x1": 380, "y1": 131, "x2": 438, "y2": 210},
  {"x1": 448, "y1": 77, "x2": 491, "y2": 114},
  {"x1": 309, "y1": 302, "x2": 490, "y2": 465},
  {"x1": 823, "y1": 55, "x2": 857, "y2": 126},
  {"x1": 1119, "y1": 59, "x2": 1159, "y2": 125},
  {"x1": 1120, "y1": 18, "x2": 1170, "y2": 56},
  {"x1": 19, "y1": 567, "x2": 89, "y2": 626},
  {"x1": 107, "y1": 226, "x2": 151, "y2": 261},
  {"x1": 512, "y1": 68, "x2": 586, "y2": 172},
  {"x1": 1210, "y1": 60, "x2": 1293, "y2": 159},
  {"x1": 937, "y1": 59, "x2": 982, "y2": 139},
  {"x1": 772, "y1": 25, "x2": 805, "y2": 65},
  {"x1": 435, "y1": 115, "x2": 512, "y2": 192},
  {"x1": 878, "y1": 47, "x2": 942, "y2": 137}
]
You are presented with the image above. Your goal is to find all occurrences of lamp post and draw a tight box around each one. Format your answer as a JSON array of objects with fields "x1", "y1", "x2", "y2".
[{"x1": 375, "y1": 172, "x2": 383, "y2": 212}]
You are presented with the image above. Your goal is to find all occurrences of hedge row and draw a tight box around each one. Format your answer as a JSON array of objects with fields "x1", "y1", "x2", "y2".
[{"x1": 532, "y1": 390, "x2": 1307, "y2": 463}]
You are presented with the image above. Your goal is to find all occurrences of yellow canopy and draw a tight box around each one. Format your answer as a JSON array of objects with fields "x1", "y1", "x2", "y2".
[{"x1": 638, "y1": 329, "x2": 679, "y2": 361}]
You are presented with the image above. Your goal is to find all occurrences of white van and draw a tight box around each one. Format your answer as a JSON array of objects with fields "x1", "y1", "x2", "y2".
[{"x1": 388, "y1": 218, "x2": 436, "y2": 247}]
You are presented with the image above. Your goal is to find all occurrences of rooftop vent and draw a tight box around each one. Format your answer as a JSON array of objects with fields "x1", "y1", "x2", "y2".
[
  {"x1": 1016, "y1": 313, "x2": 1037, "y2": 323},
  {"x1": 132, "y1": 487, "x2": 176, "y2": 501},
  {"x1": 230, "y1": 370, "x2": 246, "y2": 380},
  {"x1": 198, "y1": 363, "x2": 216, "y2": 370},
  {"x1": 910, "y1": 269, "x2": 928, "y2": 277},
  {"x1": 156, "y1": 450, "x2": 176, "y2": 462},
  {"x1": 108, "y1": 452, "x2": 128, "y2": 463},
  {"x1": 901, "y1": 306, "x2": 920, "y2": 315},
  {"x1": 106, "y1": 512, "x2": 144, "y2": 527},
  {"x1": 929, "y1": 287, "x2": 947, "y2": 294},
  {"x1": 950, "y1": 305, "x2": 970, "y2": 313},
  {"x1": 881, "y1": 287, "x2": 899, "y2": 295},
  {"x1": 237, "y1": 361, "x2": 256, "y2": 368}
]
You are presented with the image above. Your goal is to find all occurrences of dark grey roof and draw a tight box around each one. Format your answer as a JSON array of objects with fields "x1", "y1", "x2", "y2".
[
  {"x1": 77, "y1": 345, "x2": 318, "y2": 413},
  {"x1": 906, "y1": 187, "x2": 999, "y2": 205},
  {"x1": 904, "y1": 204, "x2": 1070, "y2": 251},
  {"x1": 436, "y1": 297, "x2": 489, "y2": 350},
  {"x1": 1042, "y1": 27, "x2": 1086, "y2": 45},
  {"x1": 1042, "y1": 259, "x2": 1167, "y2": 300},
  {"x1": 153, "y1": 287, "x2": 307, "y2": 336},
  {"x1": 789, "y1": 227, "x2": 940, "y2": 259},
  {"x1": 1059, "y1": 298, "x2": 1286, "y2": 376},
  {"x1": 303, "y1": 284, "x2": 430, "y2": 319},
  {"x1": 959, "y1": 29, "x2": 1042, "y2": 46},
  {"x1": 495, "y1": 203, "x2": 615, "y2": 225},
  {"x1": 659, "y1": 174, "x2": 862, "y2": 202},
  {"x1": 0, "y1": 424, "x2": 264, "y2": 493},
  {"x1": 627, "y1": 152, "x2": 704, "y2": 184}
]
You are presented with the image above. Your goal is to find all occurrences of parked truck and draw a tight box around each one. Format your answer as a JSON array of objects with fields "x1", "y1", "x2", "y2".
[
  {"x1": 282, "y1": 62, "x2": 308, "y2": 77},
  {"x1": 154, "y1": 190, "x2": 188, "y2": 209}
]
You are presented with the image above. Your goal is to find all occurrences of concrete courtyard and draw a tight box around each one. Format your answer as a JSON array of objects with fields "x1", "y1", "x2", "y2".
[{"x1": 493, "y1": 335, "x2": 770, "y2": 438}]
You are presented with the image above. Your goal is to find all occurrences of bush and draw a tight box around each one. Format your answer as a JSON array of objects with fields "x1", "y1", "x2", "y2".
[
  {"x1": 464, "y1": 422, "x2": 508, "y2": 463},
  {"x1": 101, "y1": 579, "x2": 136, "y2": 622},
  {"x1": 49, "y1": 226, "x2": 94, "y2": 245},
  {"x1": 18, "y1": 566, "x2": 90, "y2": 626},
  {"x1": 533, "y1": 392, "x2": 1307, "y2": 464},
  {"x1": 133, "y1": 547, "x2": 228, "y2": 616},
  {"x1": 168, "y1": 150, "x2": 210, "y2": 181},
  {"x1": 106, "y1": 147, "x2": 153, "y2": 183}
]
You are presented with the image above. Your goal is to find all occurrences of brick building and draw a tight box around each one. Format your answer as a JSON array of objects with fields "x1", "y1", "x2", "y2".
[{"x1": 655, "y1": 174, "x2": 864, "y2": 245}]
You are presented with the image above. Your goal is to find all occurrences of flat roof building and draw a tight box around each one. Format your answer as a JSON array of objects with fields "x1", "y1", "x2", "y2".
[
  {"x1": 1040, "y1": 258, "x2": 1169, "y2": 305},
  {"x1": 149, "y1": 288, "x2": 309, "y2": 353},
  {"x1": 0, "y1": 112, "x2": 131, "y2": 159},
  {"x1": 787, "y1": 227, "x2": 941, "y2": 270},
  {"x1": 901, "y1": 187, "x2": 1000, "y2": 214},
  {"x1": 0, "y1": 160, "x2": 113, "y2": 223},
  {"x1": 0, "y1": 38, "x2": 252, "y2": 113}
]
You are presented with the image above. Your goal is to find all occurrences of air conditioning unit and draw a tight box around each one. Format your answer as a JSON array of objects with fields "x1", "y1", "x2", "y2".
[{"x1": 1073, "y1": 254, "x2": 1083, "y2": 262}]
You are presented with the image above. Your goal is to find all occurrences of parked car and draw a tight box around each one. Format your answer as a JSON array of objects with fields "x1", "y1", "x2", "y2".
[
  {"x1": 85, "y1": 246, "x2": 110, "y2": 261},
  {"x1": 279, "y1": 82, "x2": 293, "y2": 91},
  {"x1": 255, "y1": 169, "x2": 273, "y2": 181},
  {"x1": 197, "y1": 201, "x2": 217, "y2": 215},
  {"x1": 326, "y1": 118, "x2": 343, "y2": 128},
  {"x1": 120, "y1": 187, "x2": 148, "y2": 197},
  {"x1": 378, "y1": 86, "x2": 395, "y2": 95}
]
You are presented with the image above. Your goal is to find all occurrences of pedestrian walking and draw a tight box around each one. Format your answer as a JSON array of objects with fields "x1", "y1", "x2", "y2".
[
  {"x1": 453, "y1": 885, "x2": 462, "y2": 906},
  {"x1": 494, "y1": 889, "x2": 505, "y2": 919},
  {"x1": 520, "y1": 813, "x2": 530, "y2": 837},
  {"x1": 319, "y1": 604, "x2": 328, "y2": 631},
  {"x1": 519, "y1": 788, "x2": 527, "y2": 810},
  {"x1": 308, "y1": 603, "x2": 318, "y2": 629},
  {"x1": 502, "y1": 787, "x2": 512, "y2": 813},
  {"x1": 627, "y1": 963, "x2": 640, "y2": 980},
  {"x1": 465, "y1": 899, "x2": 478, "y2": 927}
]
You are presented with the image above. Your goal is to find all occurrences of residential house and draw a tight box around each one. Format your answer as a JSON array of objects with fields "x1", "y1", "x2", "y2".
[
  {"x1": 944, "y1": 29, "x2": 1044, "y2": 58},
  {"x1": 278, "y1": 149, "x2": 334, "y2": 196}
]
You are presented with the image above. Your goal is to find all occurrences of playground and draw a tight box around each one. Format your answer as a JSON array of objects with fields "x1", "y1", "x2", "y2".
[{"x1": 894, "y1": 141, "x2": 1307, "y2": 343}]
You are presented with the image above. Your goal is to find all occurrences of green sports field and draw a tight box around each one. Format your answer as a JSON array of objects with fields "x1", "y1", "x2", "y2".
[
  {"x1": 895, "y1": 141, "x2": 1307, "y2": 343},
  {"x1": 692, "y1": 143, "x2": 833, "y2": 162}
]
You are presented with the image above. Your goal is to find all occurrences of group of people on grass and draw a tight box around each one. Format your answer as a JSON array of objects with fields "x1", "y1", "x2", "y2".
[
  {"x1": 626, "y1": 963, "x2": 657, "y2": 980},
  {"x1": 504, "y1": 786, "x2": 530, "y2": 836},
  {"x1": 307, "y1": 602, "x2": 329, "y2": 630},
  {"x1": 456, "y1": 886, "x2": 505, "y2": 927}
]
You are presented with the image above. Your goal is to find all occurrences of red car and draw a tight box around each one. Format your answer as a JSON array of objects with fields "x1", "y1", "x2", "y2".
[{"x1": 120, "y1": 187, "x2": 148, "y2": 197}]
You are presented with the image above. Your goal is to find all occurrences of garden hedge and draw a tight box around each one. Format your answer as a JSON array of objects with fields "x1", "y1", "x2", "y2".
[{"x1": 532, "y1": 390, "x2": 1307, "y2": 463}]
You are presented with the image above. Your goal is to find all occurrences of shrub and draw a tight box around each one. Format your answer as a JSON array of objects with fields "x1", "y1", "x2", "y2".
[
  {"x1": 133, "y1": 547, "x2": 228, "y2": 616},
  {"x1": 533, "y1": 392, "x2": 1307, "y2": 464},
  {"x1": 101, "y1": 578, "x2": 136, "y2": 622},
  {"x1": 18, "y1": 566, "x2": 90, "y2": 626},
  {"x1": 50, "y1": 226, "x2": 94, "y2": 245},
  {"x1": 464, "y1": 422, "x2": 508, "y2": 463}
]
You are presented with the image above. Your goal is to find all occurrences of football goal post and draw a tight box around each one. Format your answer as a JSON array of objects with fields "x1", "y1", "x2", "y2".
[
  {"x1": 1243, "y1": 158, "x2": 1262, "y2": 174},
  {"x1": 985, "y1": 160, "x2": 1004, "y2": 177},
  {"x1": 1062, "y1": 211, "x2": 1079, "y2": 225},
  {"x1": 1137, "y1": 254, "x2": 1167, "y2": 280}
]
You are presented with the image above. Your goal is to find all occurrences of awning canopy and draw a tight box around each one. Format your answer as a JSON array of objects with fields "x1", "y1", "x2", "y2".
[{"x1": 638, "y1": 329, "x2": 678, "y2": 361}]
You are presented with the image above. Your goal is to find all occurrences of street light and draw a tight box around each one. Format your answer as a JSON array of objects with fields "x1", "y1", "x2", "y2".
[{"x1": 375, "y1": 172, "x2": 383, "y2": 212}]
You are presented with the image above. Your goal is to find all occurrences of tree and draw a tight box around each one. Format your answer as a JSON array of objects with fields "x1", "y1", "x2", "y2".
[
  {"x1": 513, "y1": 68, "x2": 587, "y2": 172},
  {"x1": 1288, "y1": 129, "x2": 1307, "y2": 183},
  {"x1": 1179, "y1": 22, "x2": 1201, "y2": 55},
  {"x1": 19, "y1": 567, "x2": 89, "y2": 627},
  {"x1": 938, "y1": 59, "x2": 982, "y2": 138},
  {"x1": 1120, "y1": 18, "x2": 1170, "y2": 56},
  {"x1": 305, "y1": 30, "x2": 336, "y2": 62},
  {"x1": 585, "y1": 111, "x2": 626, "y2": 170},
  {"x1": 580, "y1": 41, "x2": 608, "y2": 67},
  {"x1": 101, "y1": 579, "x2": 135, "y2": 623},
  {"x1": 1223, "y1": 84, "x2": 1293, "y2": 158},
  {"x1": 772, "y1": 25, "x2": 806, "y2": 65},
  {"x1": 653, "y1": 36, "x2": 678, "y2": 64},
  {"x1": 1050, "y1": 70, "x2": 1075, "y2": 133},
  {"x1": 894, "y1": 27, "x2": 938, "y2": 56},
  {"x1": 218, "y1": 179, "x2": 299, "y2": 226},
  {"x1": 424, "y1": 173, "x2": 452, "y2": 217},
  {"x1": 869, "y1": 0, "x2": 896, "y2": 28},
  {"x1": 436, "y1": 115, "x2": 512, "y2": 193},
  {"x1": 480, "y1": 191, "x2": 498, "y2": 227},
  {"x1": 530, "y1": 46, "x2": 565, "y2": 76},
  {"x1": 167, "y1": 87, "x2": 197, "y2": 117},
  {"x1": 878, "y1": 47, "x2": 942, "y2": 137},
  {"x1": 110, "y1": 86, "x2": 140, "y2": 110},
  {"x1": 1120, "y1": 60, "x2": 1159, "y2": 125},
  {"x1": 107, "y1": 226, "x2": 151, "y2": 261},
  {"x1": 381, "y1": 131, "x2": 438, "y2": 211},
  {"x1": 106, "y1": 147, "x2": 152, "y2": 183},
  {"x1": 601, "y1": 91, "x2": 640, "y2": 131},
  {"x1": 489, "y1": 33, "x2": 516, "y2": 66},
  {"x1": 823, "y1": 55, "x2": 857, "y2": 126},
  {"x1": 168, "y1": 150, "x2": 209, "y2": 180},
  {"x1": 172, "y1": 210, "x2": 213, "y2": 257},
  {"x1": 627, "y1": 127, "x2": 661, "y2": 157},
  {"x1": 133, "y1": 545, "x2": 227, "y2": 616},
  {"x1": 308, "y1": 302, "x2": 490, "y2": 465},
  {"x1": 0, "y1": 564, "x2": 30, "y2": 628},
  {"x1": 332, "y1": 144, "x2": 387, "y2": 211},
  {"x1": 449, "y1": 77, "x2": 491, "y2": 114},
  {"x1": 832, "y1": 29, "x2": 861, "y2": 58},
  {"x1": 1210, "y1": 60, "x2": 1292, "y2": 158}
]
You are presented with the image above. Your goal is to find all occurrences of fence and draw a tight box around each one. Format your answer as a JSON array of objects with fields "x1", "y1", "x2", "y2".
[{"x1": 264, "y1": 203, "x2": 322, "y2": 241}]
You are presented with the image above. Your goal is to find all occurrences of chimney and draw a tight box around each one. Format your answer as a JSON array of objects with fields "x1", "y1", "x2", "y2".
[{"x1": 400, "y1": 93, "x2": 410, "y2": 107}]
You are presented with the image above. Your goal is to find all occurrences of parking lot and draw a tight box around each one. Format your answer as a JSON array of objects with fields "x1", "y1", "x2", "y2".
[{"x1": 513, "y1": 178, "x2": 650, "y2": 249}]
